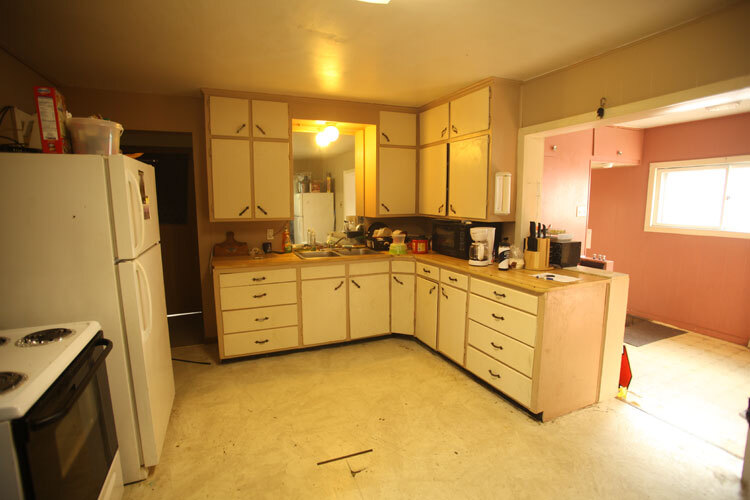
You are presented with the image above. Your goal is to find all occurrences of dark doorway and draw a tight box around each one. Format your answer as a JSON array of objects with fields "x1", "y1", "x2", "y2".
[{"x1": 121, "y1": 131, "x2": 204, "y2": 347}]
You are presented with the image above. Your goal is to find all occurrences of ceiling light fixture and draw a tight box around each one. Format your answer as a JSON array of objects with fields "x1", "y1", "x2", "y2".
[{"x1": 315, "y1": 125, "x2": 340, "y2": 147}]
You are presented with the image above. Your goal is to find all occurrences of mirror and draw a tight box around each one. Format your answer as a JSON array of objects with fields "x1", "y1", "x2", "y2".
[{"x1": 292, "y1": 130, "x2": 356, "y2": 244}]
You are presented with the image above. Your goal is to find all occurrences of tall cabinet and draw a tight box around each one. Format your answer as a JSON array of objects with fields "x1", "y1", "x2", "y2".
[{"x1": 204, "y1": 93, "x2": 292, "y2": 221}]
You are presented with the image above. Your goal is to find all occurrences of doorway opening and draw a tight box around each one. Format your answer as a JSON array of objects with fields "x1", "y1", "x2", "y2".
[{"x1": 121, "y1": 130, "x2": 204, "y2": 348}]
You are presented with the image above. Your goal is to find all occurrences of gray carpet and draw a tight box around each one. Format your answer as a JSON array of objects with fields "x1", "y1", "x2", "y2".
[{"x1": 624, "y1": 315, "x2": 685, "y2": 347}]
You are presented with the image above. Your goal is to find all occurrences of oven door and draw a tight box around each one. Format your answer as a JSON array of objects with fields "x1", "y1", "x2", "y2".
[{"x1": 13, "y1": 332, "x2": 118, "y2": 500}]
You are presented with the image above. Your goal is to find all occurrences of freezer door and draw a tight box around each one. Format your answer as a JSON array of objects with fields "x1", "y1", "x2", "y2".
[
  {"x1": 108, "y1": 155, "x2": 161, "y2": 260},
  {"x1": 117, "y1": 244, "x2": 175, "y2": 467}
]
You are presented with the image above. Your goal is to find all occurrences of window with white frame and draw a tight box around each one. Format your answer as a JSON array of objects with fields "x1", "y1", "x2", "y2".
[{"x1": 645, "y1": 155, "x2": 750, "y2": 238}]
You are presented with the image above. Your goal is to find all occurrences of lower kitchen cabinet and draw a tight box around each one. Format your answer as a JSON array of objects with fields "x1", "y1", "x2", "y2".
[
  {"x1": 349, "y1": 273, "x2": 390, "y2": 339},
  {"x1": 415, "y1": 276, "x2": 438, "y2": 348},
  {"x1": 301, "y1": 277, "x2": 347, "y2": 345},
  {"x1": 437, "y1": 284, "x2": 467, "y2": 365},
  {"x1": 391, "y1": 273, "x2": 415, "y2": 335}
]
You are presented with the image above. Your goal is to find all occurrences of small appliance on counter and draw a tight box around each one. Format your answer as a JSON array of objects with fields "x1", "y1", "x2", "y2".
[
  {"x1": 365, "y1": 222, "x2": 392, "y2": 251},
  {"x1": 389, "y1": 230, "x2": 408, "y2": 255},
  {"x1": 410, "y1": 236, "x2": 429, "y2": 254},
  {"x1": 550, "y1": 241, "x2": 582, "y2": 268},
  {"x1": 468, "y1": 226, "x2": 495, "y2": 266},
  {"x1": 433, "y1": 221, "x2": 503, "y2": 260}
]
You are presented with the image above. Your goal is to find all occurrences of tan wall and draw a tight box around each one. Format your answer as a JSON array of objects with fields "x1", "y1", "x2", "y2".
[
  {"x1": 0, "y1": 47, "x2": 53, "y2": 112},
  {"x1": 520, "y1": 1, "x2": 750, "y2": 127}
]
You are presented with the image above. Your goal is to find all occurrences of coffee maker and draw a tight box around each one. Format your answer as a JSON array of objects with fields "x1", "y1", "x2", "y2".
[{"x1": 469, "y1": 227, "x2": 495, "y2": 266}]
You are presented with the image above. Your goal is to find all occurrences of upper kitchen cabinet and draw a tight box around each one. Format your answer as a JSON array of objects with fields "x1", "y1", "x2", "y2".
[
  {"x1": 419, "y1": 143, "x2": 447, "y2": 216},
  {"x1": 251, "y1": 100, "x2": 289, "y2": 139},
  {"x1": 448, "y1": 135, "x2": 489, "y2": 219},
  {"x1": 591, "y1": 126, "x2": 643, "y2": 166},
  {"x1": 209, "y1": 96, "x2": 250, "y2": 137},
  {"x1": 210, "y1": 139, "x2": 252, "y2": 219},
  {"x1": 253, "y1": 141, "x2": 291, "y2": 219},
  {"x1": 449, "y1": 86, "x2": 490, "y2": 138},
  {"x1": 419, "y1": 103, "x2": 449, "y2": 145},
  {"x1": 379, "y1": 111, "x2": 416, "y2": 146},
  {"x1": 378, "y1": 148, "x2": 417, "y2": 215}
]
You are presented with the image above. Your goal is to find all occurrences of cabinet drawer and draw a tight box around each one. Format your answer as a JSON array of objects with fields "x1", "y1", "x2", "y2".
[
  {"x1": 223, "y1": 326, "x2": 299, "y2": 357},
  {"x1": 416, "y1": 262, "x2": 439, "y2": 280},
  {"x1": 301, "y1": 264, "x2": 345, "y2": 280},
  {"x1": 468, "y1": 320, "x2": 534, "y2": 377},
  {"x1": 440, "y1": 269, "x2": 468, "y2": 290},
  {"x1": 220, "y1": 268, "x2": 296, "y2": 287},
  {"x1": 220, "y1": 282, "x2": 297, "y2": 311},
  {"x1": 468, "y1": 295, "x2": 537, "y2": 347},
  {"x1": 391, "y1": 260, "x2": 415, "y2": 273},
  {"x1": 349, "y1": 260, "x2": 390, "y2": 276},
  {"x1": 466, "y1": 346, "x2": 532, "y2": 408},
  {"x1": 469, "y1": 278, "x2": 538, "y2": 314},
  {"x1": 222, "y1": 304, "x2": 298, "y2": 334}
]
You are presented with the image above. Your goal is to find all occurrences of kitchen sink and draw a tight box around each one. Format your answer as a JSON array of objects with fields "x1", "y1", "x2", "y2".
[
  {"x1": 294, "y1": 250, "x2": 340, "y2": 259},
  {"x1": 332, "y1": 248, "x2": 380, "y2": 256}
]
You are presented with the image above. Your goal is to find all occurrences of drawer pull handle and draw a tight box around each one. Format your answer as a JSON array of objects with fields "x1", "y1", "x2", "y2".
[
  {"x1": 255, "y1": 316, "x2": 270, "y2": 322},
  {"x1": 491, "y1": 314, "x2": 505, "y2": 321},
  {"x1": 493, "y1": 291, "x2": 506, "y2": 298},
  {"x1": 488, "y1": 369, "x2": 501, "y2": 379},
  {"x1": 239, "y1": 206, "x2": 249, "y2": 216},
  {"x1": 393, "y1": 276, "x2": 404, "y2": 285},
  {"x1": 253, "y1": 293, "x2": 267, "y2": 299},
  {"x1": 381, "y1": 203, "x2": 390, "y2": 212},
  {"x1": 440, "y1": 127, "x2": 447, "y2": 137},
  {"x1": 351, "y1": 280, "x2": 361, "y2": 289},
  {"x1": 451, "y1": 125, "x2": 458, "y2": 134},
  {"x1": 490, "y1": 342, "x2": 504, "y2": 350},
  {"x1": 429, "y1": 286, "x2": 436, "y2": 295},
  {"x1": 236, "y1": 123, "x2": 246, "y2": 134},
  {"x1": 381, "y1": 131, "x2": 390, "y2": 142},
  {"x1": 422, "y1": 268, "x2": 431, "y2": 274},
  {"x1": 334, "y1": 281, "x2": 343, "y2": 291},
  {"x1": 441, "y1": 287, "x2": 448, "y2": 299},
  {"x1": 257, "y1": 205, "x2": 268, "y2": 215},
  {"x1": 255, "y1": 124, "x2": 266, "y2": 135},
  {"x1": 255, "y1": 339, "x2": 269, "y2": 344},
  {"x1": 448, "y1": 276, "x2": 458, "y2": 282},
  {"x1": 252, "y1": 276, "x2": 266, "y2": 282}
]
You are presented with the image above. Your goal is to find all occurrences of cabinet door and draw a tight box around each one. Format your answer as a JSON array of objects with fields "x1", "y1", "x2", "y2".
[
  {"x1": 253, "y1": 141, "x2": 291, "y2": 218},
  {"x1": 210, "y1": 139, "x2": 252, "y2": 219},
  {"x1": 391, "y1": 273, "x2": 415, "y2": 335},
  {"x1": 209, "y1": 96, "x2": 249, "y2": 137},
  {"x1": 301, "y1": 277, "x2": 347, "y2": 345},
  {"x1": 252, "y1": 100, "x2": 289, "y2": 139},
  {"x1": 379, "y1": 111, "x2": 416, "y2": 146},
  {"x1": 448, "y1": 135, "x2": 488, "y2": 219},
  {"x1": 450, "y1": 86, "x2": 490, "y2": 138},
  {"x1": 379, "y1": 148, "x2": 416, "y2": 215},
  {"x1": 419, "y1": 103, "x2": 449, "y2": 145},
  {"x1": 349, "y1": 274, "x2": 390, "y2": 339},
  {"x1": 437, "y1": 285, "x2": 467, "y2": 365},
  {"x1": 415, "y1": 276, "x2": 438, "y2": 349},
  {"x1": 419, "y1": 143, "x2": 447, "y2": 216}
]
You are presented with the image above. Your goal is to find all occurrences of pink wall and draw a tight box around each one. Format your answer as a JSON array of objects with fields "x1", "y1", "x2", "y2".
[
  {"x1": 588, "y1": 112, "x2": 750, "y2": 345},
  {"x1": 541, "y1": 130, "x2": 593, "y2": 248}
]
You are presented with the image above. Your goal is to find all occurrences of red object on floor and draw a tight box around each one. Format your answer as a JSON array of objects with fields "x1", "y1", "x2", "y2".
[{"x1": 619, "y1": 345, "x2": 633, "y2": 388}]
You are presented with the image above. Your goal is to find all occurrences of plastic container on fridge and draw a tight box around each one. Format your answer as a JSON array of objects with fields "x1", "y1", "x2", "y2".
[{"x1": 66, "y1": 117, "x2": 124, "y2": 155}]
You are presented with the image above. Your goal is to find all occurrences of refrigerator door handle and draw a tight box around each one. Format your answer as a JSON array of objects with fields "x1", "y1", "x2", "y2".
[
  {"x1": 126, "y1": 169, "x2": 145, "y2": 255},
  {"x1": 134, "y1": 259, "x2": 154, "y2": 340}
]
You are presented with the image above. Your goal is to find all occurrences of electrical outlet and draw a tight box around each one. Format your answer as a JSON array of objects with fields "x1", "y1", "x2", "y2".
[
  {"x1": 576, "y1": 205, "x2": 587, "y2": 217},
  {"x1": 267, "y1": 229, "x2": 274, "y2": 240}
]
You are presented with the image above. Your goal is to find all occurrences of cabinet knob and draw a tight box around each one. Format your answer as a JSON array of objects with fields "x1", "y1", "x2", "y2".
[
  {"x1": 490, "y1": 342, "x2": 504, "y2": 350},
  {"x1": 239, "y1": 206, "x2": 249, "y2": 216},
  {"x1": 393, "y1": 276, "x2": 403, "y2": 285},
  {"x1": 334, "y1": 281, "x2": 344, "y2": 291},
  {"x1": 381, "y1": 132, "x2": 390, "y2": 142},
  {"x1": 351, "y1": 280, "x2": 361, "y2": 289},
  {"x1": 236, "y1": 123, "x2": 247, "y2": 134},
  {"x1": 255, "y1": 124, "x2": 266, "y2": 135},
  {"x1": 257, "y1": 205, "x2": 268, "y2": 215},
  {"x1": 381, "y1": 203, "x2": 390, "y2": 212},
  {"x1": 488, "y1": 369, "x2": 501, "y2": 379},
  {"x1": 451, "y1": 125, "x2": 458, "y2": 134},
  {"x1": 491, "y1": 313, "x2": 504, "y2": 321}
]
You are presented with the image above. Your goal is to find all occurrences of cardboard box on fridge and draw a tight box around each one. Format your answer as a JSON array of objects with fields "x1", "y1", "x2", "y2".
[{"x1": 34, "y1": 86, "x2": 71, "y2": 153}]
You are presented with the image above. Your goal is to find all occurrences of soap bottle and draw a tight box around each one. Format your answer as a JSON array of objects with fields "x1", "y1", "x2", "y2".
[{"x1": 282, "y1": 225, "x2": 292, "y2": 253}]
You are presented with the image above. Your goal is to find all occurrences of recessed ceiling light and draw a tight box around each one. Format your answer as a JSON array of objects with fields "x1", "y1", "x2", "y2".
[{"x1": 357, "y1": 0, "x2": 390, "y2": 4}]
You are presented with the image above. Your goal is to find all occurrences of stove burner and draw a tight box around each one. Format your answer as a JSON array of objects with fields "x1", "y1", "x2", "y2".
[
  {"x1": 0, "y1": 337, "x2": 8, "y2": 346},
  {"x1": 16, "y1": 328, "x2": 74, "y2": 347},
  {"x1": 0, "y1": 372, "x2": 27, "y2": 394}
]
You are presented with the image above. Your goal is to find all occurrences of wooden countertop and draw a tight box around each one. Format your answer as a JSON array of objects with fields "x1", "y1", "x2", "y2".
[{"x1": 212, "y1": 251, "x2": 610, "y2": 293}]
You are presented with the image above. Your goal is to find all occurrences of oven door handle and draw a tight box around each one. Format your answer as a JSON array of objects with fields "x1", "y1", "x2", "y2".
[{"x1": 29, "y1": 338, "x2": 113, "y2": 430}]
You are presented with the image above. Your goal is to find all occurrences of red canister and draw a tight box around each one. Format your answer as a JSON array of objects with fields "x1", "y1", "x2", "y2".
[{"x1": 410, "y1": 238, "x2": 429, "y2": 254}]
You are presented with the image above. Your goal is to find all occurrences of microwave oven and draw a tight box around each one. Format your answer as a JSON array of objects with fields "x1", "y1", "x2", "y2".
[{"x1": 432, "y1": 222, "x2": 502, "y2": 260}]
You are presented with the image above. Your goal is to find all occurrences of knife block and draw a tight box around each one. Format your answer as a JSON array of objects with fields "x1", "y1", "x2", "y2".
[{"x1": 524, "y1": 237, "x2": 552, "y2": 271}]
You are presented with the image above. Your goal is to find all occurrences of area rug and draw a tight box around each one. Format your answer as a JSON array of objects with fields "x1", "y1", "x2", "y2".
[{"x1": 624, "y1": 315, "x2": 685, "y2": 347}]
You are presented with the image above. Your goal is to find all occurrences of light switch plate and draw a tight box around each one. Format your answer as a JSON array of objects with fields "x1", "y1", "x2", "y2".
[
  {"x1": 576, "y1": 205, "x2": 587, "y2": 217},
  {"x1": 267, "y1": 229, "x2": 274, "y2": 240}
]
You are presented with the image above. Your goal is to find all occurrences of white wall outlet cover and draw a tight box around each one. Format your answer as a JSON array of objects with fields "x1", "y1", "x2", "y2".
[
  {"x1": 576, "y1": 205, "x2": 587, "y2": 217},
  {"x1": 267, "y1": 229, "x2": 274, "y2": 240},
  {"x1": 586, "y1": 228, "x2": 592, "y2": 249}
]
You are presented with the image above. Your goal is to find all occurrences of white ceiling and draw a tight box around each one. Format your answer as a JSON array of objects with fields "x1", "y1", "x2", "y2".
[
  {"x1": 0, "y1": 0, "x2": 737, "y2": 106},
  {"x1": 293, "y1": 132, "x2": 355, "y2": 160}
]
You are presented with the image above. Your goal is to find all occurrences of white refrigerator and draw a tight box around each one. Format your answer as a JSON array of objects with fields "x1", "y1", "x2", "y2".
[
  {"x1": 0, "y1": 153, "x2": 175, "y2": 484},
  {"x1": 293, "y1": 192, "x2": 334, "y2": 244}
]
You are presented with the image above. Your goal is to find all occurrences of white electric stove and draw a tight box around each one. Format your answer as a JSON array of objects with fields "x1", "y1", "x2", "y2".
[{"x1": 0, "y1": 321, "x2": 123, "y2": 500}]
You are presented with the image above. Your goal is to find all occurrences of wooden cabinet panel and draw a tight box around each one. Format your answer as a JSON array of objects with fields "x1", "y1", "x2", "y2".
[
  {"x1": 391, "y1": 273, "x2": 415, "y2": 335},
  {"x1": 223, "y1": 326, "x2": 298, "y2": 356},
  {"x1": 300, "y1": 264, "x2": 345, "y2": 280},
  {"x1": 419, "y1": 103, "x2": 449, "y2": 145},
  {"x1": 301, "y1": 277, "x2": 347, "y2": 345},
  {"x1": 379, "y1": 111, "x2": 416, "y2": 146},
  {"x1": 252, "y1": 100, "x2": 289, "y2": 139},
  {"x1": 253, "y1": 141, "x2": 291, "y2": 218},
  {"x1": 349, "y1": 260, "x2": 390, "y2": 276},
  {"x1": 450, "y1": 86, "x2": 490, "y2": 138},
  {"x1": 220, "y1": 282, "x2": 297, "y2": 310},
  {"x1": 209, "y1": 97, "x2": 249, "y2": 137},
  {"x1": 220, "y1": 268, "x2": 297, "y2": 287},
  {"x1": 440, "y1": 269, "x2": 468, "y2": 290},
  {"x1": 349, "y1": 274, "x2": 390, "y2": 339},
  {"x1": 468, "y1": 320, "x2": 534, "y2": 377},
  {"x1": 448, "y1": 135, "x2": 488, "y2": 219},
  {"x1": 469, "y1": 278, "x2": 539, "y2": 315},
  {"x1": 466, "y1": 346, "x2": 532, "y2": 407},
  {"x1": 210, "y1": 139, "x2": 252, "y2": 220},
  {"x1": 592, "y1": 126, "x2": 643, "y2": 165},
  {"x1": 222, "y1": 304, "x2": 298, "y2": 334},
  {"x1": 468, "y1": 294, "x2": 537, "y2": 347},
  {"x1": 437, "y1": 284, "x2": 467, "y2": 365},
  {"x1": 391, "y1": 260, "x2": 415, "y2": 273},
  {"x1": 415, "y1": 276, "x2": 438, "y2": 348},
  {"x1": 419, "y1": 143, "x2": 447, "y2": 216},
  {"x1": 378, "y1": 148, "x2": 416, "y2": 215},
  {"x1": 416, "y1": 262, "x2": 439, "y2": 280}
]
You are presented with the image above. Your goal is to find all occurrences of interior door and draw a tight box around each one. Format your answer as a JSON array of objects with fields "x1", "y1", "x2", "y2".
[{"x1": 117, "y1": 243, "x2": 175, "y2": 467}]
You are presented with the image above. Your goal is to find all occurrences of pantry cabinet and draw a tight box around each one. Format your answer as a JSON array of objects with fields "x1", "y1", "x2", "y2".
[
  {"x1": 418, "y1": 143, "x2": 447, "y2": 216},
  {"x1": 419, "y1": 103, "x2": 449, "y2": 145},
  {"x1": 448, "y1": 135, "x2": 489, "y2": 219},
  {"x1": 209, "y1": 96, "x2": 249, "y2": 137},
  {"x1": 252, "y1": 141, "x2": 291, "y2": 218},
  {"x1": 301, "y1": 277, "x2": 347, "y2": 345},
  {"x1": 379, "y1": 111, "x2": 416, "y2": 146},
  {"x1": 415, "y1": 275, "x2": 438, "y2": 348},
  {"x1": 349, "y1": 273, "x2": 390, "y2": 339},
  {"x1": 210, "y1": 139, "x2": 252, "y2": 219},
  {"x1": 437, "y1": 283, "x2": 467, "y2": 365},
  {"x1": 449, "y1": 86, "x2": 490, "y2": 138}
]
